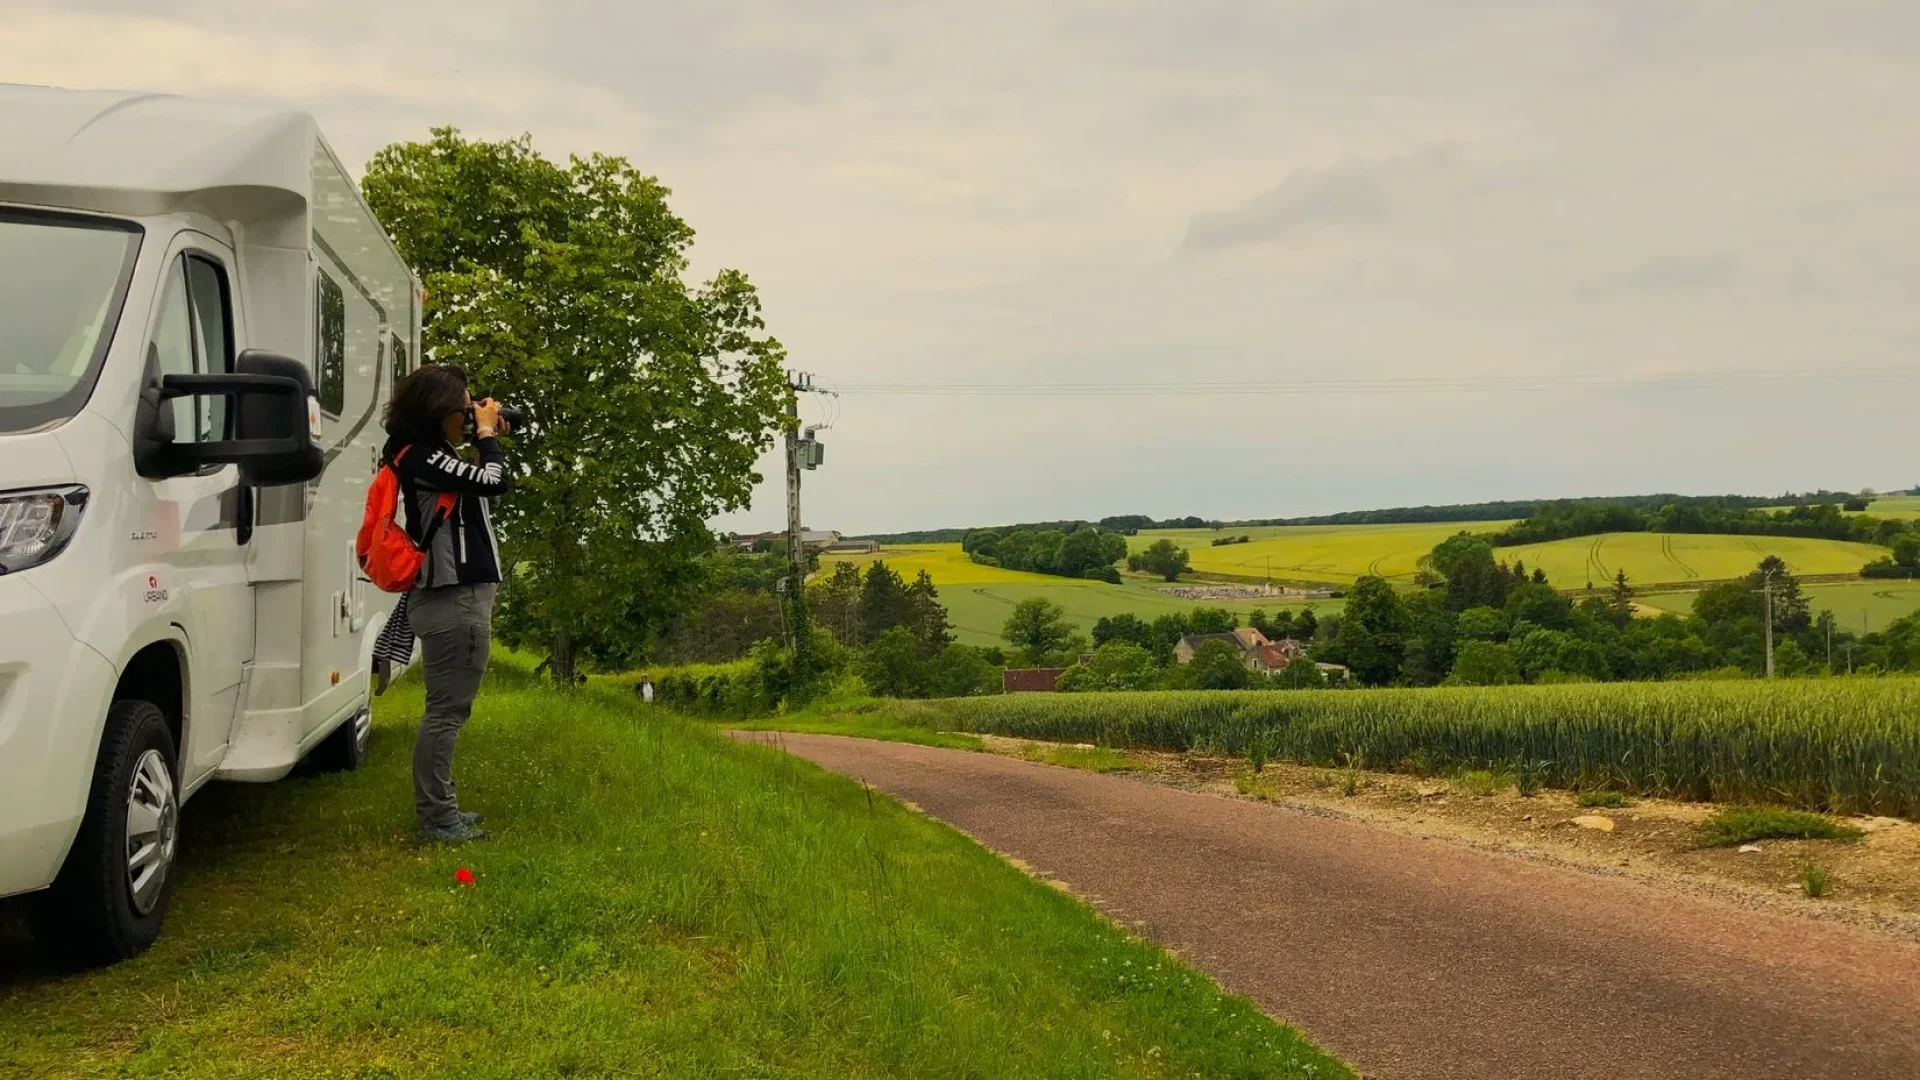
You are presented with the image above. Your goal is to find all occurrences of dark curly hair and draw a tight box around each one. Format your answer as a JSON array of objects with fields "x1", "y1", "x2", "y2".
[{"x1": 383, "y1": 363, "x2": 468, "y2": 444}]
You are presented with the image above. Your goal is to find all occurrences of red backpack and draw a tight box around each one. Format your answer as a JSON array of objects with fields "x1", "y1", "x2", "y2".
[{"x1": 356, "y1": 447, "x2": 457, "y2": 593}]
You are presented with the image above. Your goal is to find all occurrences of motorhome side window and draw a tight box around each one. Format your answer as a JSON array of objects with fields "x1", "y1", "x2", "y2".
[
  {"x1": 390, "y1": 332, "x2": 409, "y2": 388},
  {"x1": 151, "y1": 254, "x2": 238, "y2": 445},
  {"x1": 184, "y1": 255, "x2": 234, "y2": 440},
  {"x1": 315, "y1": 270, "x2": 345, "y2": 416},
  {"x1": 150, "y1": 262, "x2": 196, "y2": 440}
]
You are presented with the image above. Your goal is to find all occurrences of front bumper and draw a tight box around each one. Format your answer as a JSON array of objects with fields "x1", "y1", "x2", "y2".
[{"x1": 0, "y1": 573, "x2": 114, "y2": 898}]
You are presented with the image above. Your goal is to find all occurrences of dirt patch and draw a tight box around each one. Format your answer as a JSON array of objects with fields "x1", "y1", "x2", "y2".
[{"x1": 972, "y1": 737, "x2": 1920, "y2": 941}]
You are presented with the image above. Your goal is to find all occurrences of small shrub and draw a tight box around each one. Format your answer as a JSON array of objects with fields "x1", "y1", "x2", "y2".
[
  {"x1": 1340, "y1": 770, "x2": 1362, "y2": 797},
  {"x1": 1800, "y1": 863, "x2": 1832, "y2": 899},
  {"x1": 1247, "y1": 734, "x2": 1269, "y2": 775},
  {"x1": 1456, "y1": 770, "x2": 1502, "y2": 798},
  {"x1": 1577, "y1": 789, "x2": 1630, "y2": 809},
  {"x1": 1699, "y1": 806, "x2": 1864, "y2": 847}
]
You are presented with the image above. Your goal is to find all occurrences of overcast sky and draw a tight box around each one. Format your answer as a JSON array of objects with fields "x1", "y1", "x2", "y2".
[{"x1": 8, "y1": 1, "x2": 1918, "y2": 534}]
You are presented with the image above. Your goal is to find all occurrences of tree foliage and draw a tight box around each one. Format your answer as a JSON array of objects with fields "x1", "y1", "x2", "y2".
[
  {"x1": 363, "y1": 129, "x2": 789, "y2": 680},
  {"x1": 1057, "y1": 642, "x2": 1162, "y2": 692},
  {"x1": 1129, "y1": 539, "x2": 1192, "y2": 582},
  {"x1": 1001, "y1": 597, "x2": 1084, "y2": 666}
]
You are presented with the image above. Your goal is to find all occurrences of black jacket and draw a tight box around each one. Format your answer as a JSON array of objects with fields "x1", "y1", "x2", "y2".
[{"x1": 382, "y1": 434, "x2": 511, "y2": 588}]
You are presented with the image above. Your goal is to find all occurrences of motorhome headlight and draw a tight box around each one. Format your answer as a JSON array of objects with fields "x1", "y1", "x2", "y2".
[{"x1": 0, "y1": 486, "x2": 89, "y2": 575}]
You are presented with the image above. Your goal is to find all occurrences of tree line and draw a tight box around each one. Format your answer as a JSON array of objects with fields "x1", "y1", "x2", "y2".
[
  {"x1": 994, "y1": 597, "x2": 1332, "y2": 692},
  {"x1": 856, "y1": 489, "x2": 1903, "y2": 545},
  {"x1": 1491, "y1": 498, "x2": 1914, "y2": 550},
  {"x1": 963, "y1": 525, "x2": 1129, "y2": 582}
]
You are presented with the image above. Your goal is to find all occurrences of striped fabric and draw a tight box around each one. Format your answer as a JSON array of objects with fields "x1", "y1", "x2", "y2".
[{"x1": 373, "y1": 591, "x2": 418, "y2": 669}]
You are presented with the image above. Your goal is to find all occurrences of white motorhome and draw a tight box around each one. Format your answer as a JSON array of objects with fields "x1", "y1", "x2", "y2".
[{"x1": 0, "y1": 86, "x2": 416, "y2": 963}]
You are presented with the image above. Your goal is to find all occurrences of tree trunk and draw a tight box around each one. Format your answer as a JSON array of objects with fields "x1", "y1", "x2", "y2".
[{"x1": 548, "y1": 631, "x2": 576, "y2": 685}]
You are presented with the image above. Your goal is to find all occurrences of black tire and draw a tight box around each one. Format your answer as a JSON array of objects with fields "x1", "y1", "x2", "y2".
[
  {"x1": 33, "y1": 699, "x2": 179, "y2": 967},
  {"x1": 311, "y1": 704, "x2": 371, "y2": 773}
]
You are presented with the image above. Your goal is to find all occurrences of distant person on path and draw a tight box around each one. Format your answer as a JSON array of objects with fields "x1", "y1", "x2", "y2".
[
  {"x1": 381, "y1": 364, "x2": 512, "y2": 845},
  {"x1": 640, "y1": 674, "x2": 655, "y2": 704}
]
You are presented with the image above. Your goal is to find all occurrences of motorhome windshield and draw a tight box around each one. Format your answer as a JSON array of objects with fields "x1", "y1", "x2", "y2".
[{"x1": 0, "y1": 211, "x2": 141, "y2": 435}]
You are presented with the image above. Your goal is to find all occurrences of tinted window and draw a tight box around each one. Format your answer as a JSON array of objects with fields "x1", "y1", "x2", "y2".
[
  {"x1": 316, "y1": 270, "x2": 345, "y2": 415},
  {"x1": 150, "y1": 261, "x2": 196, "y2": 440},
  {"x1": 184, "y1": 255, "x2": 234, "y2": 441},
  {"x1": 390, "y1": 332, "x2": 409, "y2": 389}
]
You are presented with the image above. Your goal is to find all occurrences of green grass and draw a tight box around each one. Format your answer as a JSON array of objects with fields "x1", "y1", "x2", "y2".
[
  {"x1": 730, "y1": 705, "x2": 985, "y2": 752},
  {"x1": 820, "y1": 542, "x2": 1340, "y2": 647},
  {"x1": 0, "y1": 656, "x2": 1349, "y2": 1080},
  {"x1": 1801, "y1": 863, "x2": 1833, "y2": 898},
  {"x1": 1699, "y1": 806, "x2": 1866, "y2": 847},
  {"x1": 869, "y1": 680, "x2": 1920, "y2": 818},
  {"x1": 1016, "y1": 743, "x2": 1143, "y2": 773},
  {"x1": 1640, "y1": 579, "x2": 1920, "y2": 635},
  {"x1": 1455, "y1": 770, "x2": 1504, "y2": 797},
  {"x1": 1501, "y1": 532, "x2": 1884, "y2": 590},
  {"x1": 939, "y1": 579, "x2": 1336, "y2": 648},
  {"x1": 1863, "y1": 495, "x2": 1920, "y2": 519},
  {"x1": 1576, "y1": 790, "x2": 1631, "y2": 809}
]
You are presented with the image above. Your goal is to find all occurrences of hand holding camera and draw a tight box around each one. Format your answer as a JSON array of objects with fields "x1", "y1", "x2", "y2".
[{"x1": 467, "y1": 398, "x2": 526, "y2": 439}]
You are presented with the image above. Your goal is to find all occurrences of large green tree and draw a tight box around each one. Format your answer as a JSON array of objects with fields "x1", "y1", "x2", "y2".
[
  {"x1": 1328, "y1": 575, "x2": 1407, "y2": 686},
  {"x1": 1001, "y1": 597, "x2": 1082, "y2": 666},
  {"x1": 1057, "y1": 642, "x2": 1161, "y2": 692},
  {"x1": 364, "y1": 129, "x2": 789, "y2": 681},
  {"x1": 1131, "y1": 539, "x2": 1192, "y2": 582}
]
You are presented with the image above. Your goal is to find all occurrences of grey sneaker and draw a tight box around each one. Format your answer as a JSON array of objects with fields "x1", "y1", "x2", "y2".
[
  {"x1": 420, "y1": 821, "x2": 489, "y2": 844},
  {"x1": 459, "y1": 811, "x2": 485, "y2": 827}
]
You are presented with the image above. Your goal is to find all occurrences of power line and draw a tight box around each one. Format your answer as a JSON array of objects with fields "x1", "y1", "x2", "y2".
[{"x1": 827, "y1": 366, "x2": 1920, "y2": 398}]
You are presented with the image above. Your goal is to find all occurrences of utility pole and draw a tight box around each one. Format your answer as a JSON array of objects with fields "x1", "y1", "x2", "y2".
[
  {"x1": 784, "y1": 375, "x2": 804, "y2": 604},
  {"x1": 780, "y1": 370, "x2": 830, "y2": 660},
  {"x1": 1763, "y1": 569, "x2": 1775, "y2": 678}
]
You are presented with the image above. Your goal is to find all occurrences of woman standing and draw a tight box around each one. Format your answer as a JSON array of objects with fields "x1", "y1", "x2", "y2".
[{"x1": 381, "y1": 365, "x2": 511, "y2": 844}]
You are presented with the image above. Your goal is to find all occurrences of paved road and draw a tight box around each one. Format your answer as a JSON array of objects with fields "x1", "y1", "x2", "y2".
[{"x1": 735, "y1": 732, "x2": 1920, "y2": 1080}]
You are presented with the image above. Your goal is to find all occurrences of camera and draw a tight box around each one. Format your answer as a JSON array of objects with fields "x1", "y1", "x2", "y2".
[{"x1": 464, "y1": 400, "x2": 526, "y2": 436}]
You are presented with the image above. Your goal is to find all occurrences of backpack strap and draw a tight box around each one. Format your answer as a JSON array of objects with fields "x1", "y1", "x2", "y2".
[{"x1": 392, "y1": 444, "x2": 457, "y2": 552}]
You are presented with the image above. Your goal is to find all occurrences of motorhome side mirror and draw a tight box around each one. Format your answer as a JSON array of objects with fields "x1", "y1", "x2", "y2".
[{"x1": 133, "y1": 350, "x2": 323, "y2": 485}]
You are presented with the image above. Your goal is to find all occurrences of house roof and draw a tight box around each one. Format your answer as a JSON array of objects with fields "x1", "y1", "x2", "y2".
[
  {"x1": 1003, "y1": 667, "x2": 1066, "y2": 693},
  {"x1": 1179, "y1": 633, "x2": 1243, "y2": 650}
]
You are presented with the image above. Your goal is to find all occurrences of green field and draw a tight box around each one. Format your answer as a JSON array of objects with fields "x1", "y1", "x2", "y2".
[
  {"x1": 1500, "y1": 532, "x2": 1884, "y2": 590},
  {"x1": 820, "y1": 543, "x2": 1059, "y2": 586},
  {"x1": 940, "y1": 580, "x2": 1335, "y2": 648},
  {"x1": 874, "y1": 680, "x2": 1920, "y2": 818},
  {"x1": 1131, "y1": 522, "x2": 1513, "y2": 585},
  {"x1": 1863, "y1": 495, "x2": 1920, "y2": 519},
  {"x1": 830, "y1": 527, "x2": 1894, "y2": 646},
  {"x1": 824, "y1": 544, "x2": 1336, "y2": 647},
  {"x1": 1640, "y1": 578, "x2": 1920, "y2": 633},
  {"x1": 0, "y1": 657, "x2": 1346, "y2": 1079}
]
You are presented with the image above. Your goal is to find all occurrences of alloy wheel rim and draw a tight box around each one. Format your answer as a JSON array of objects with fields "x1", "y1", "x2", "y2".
[{"x1": 125, "y1": 749, "x2": 177, "y2": 915}]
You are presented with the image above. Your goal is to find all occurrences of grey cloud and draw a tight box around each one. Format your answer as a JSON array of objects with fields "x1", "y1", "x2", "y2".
[{"x1": 1179, "y1": 143, "x2": 1462, "y2": 255}]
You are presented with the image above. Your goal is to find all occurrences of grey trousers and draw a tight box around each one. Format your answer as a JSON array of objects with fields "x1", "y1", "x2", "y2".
[{"x1": 410, "y1": 582, "x2": 496, "y2": 830}]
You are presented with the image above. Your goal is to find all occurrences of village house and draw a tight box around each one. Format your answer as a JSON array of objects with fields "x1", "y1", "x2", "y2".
[
  {"x1": 730, "y1": 529, "x2": 844, "y2": 552},
  {"x1": 1002, "y1": 667, "x2": 1068, "y2": 693},
  {"x1": 1172, "y1": 627, "x2": 1313, "y2": 673}
]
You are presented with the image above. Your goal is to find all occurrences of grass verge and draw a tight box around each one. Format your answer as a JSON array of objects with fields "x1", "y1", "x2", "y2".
[
  {"x1": 0, "y1": 655, "x2": 1347, "y2": 1080},
  {"x1": 1015, "y1": 743, "x2": 1144, "y2": 773},
  {"x1": 1699, "y1": 806, "x2": 1866, "y2": 847}
]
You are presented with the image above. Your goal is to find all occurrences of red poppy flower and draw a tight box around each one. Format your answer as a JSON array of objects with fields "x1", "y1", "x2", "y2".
[{"x1": 454, "y1": 867, "x2": 476, "y2": 886}]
